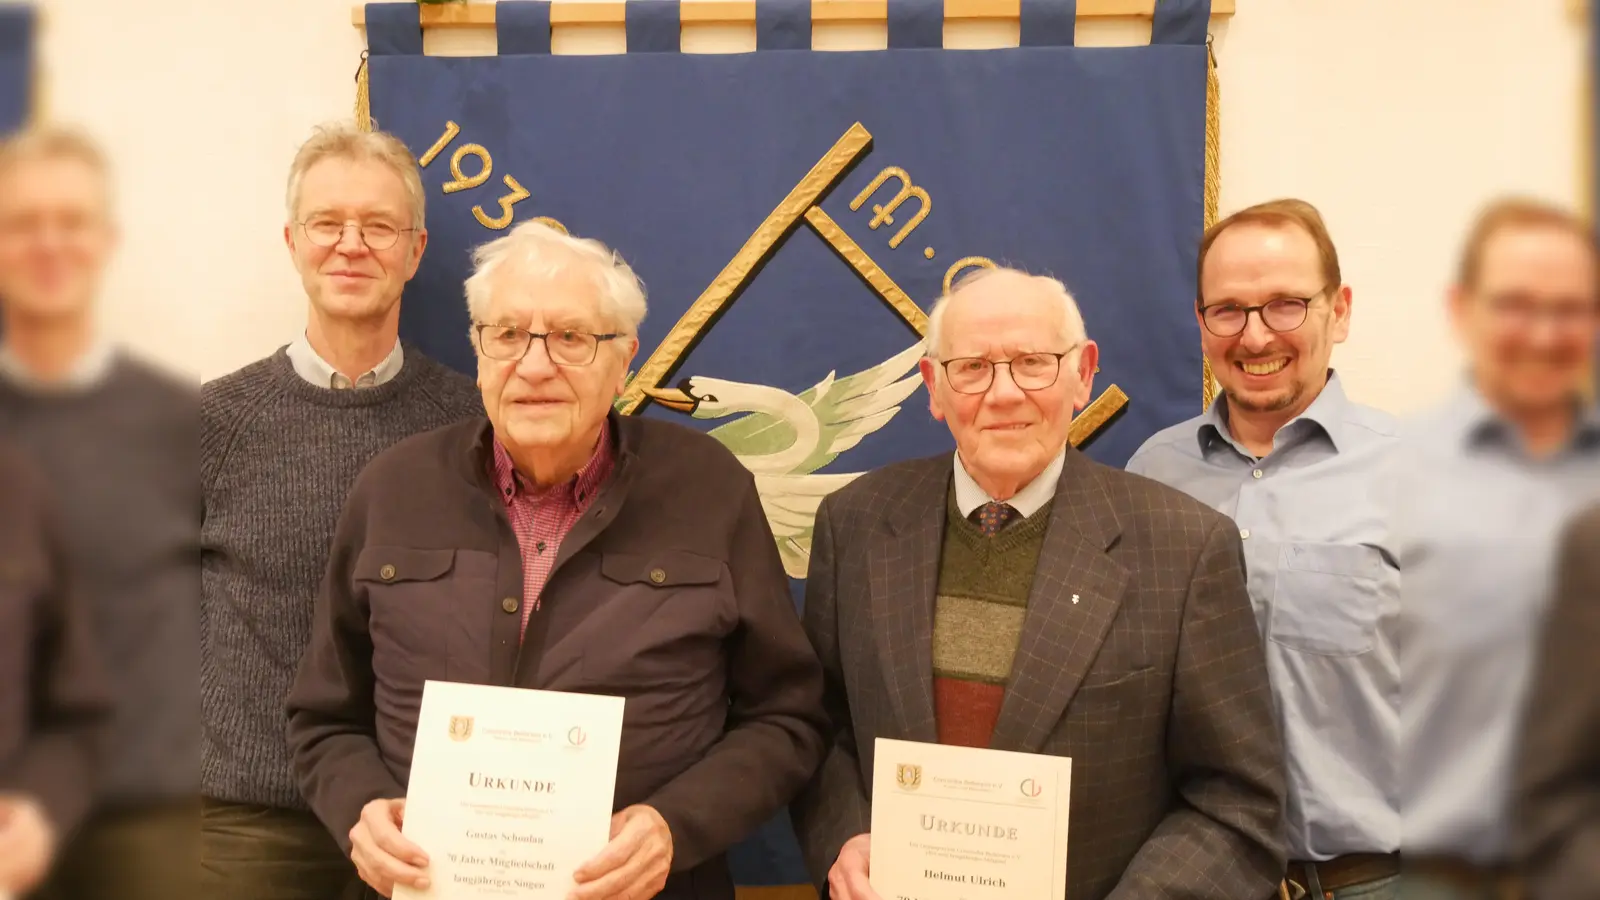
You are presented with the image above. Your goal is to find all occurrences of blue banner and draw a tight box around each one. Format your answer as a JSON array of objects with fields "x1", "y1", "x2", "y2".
[
  {"x1": 0, "y1": 2, "x2": 32, "y2": 134},
  {"x1": 367, "y1": 0, "x2": 1212, "y2": 889}
]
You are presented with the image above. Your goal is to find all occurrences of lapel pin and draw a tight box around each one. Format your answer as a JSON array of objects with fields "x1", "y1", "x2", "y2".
[{"x1": 1071, "y1": 594, "x2": 1080, "y2": 605}]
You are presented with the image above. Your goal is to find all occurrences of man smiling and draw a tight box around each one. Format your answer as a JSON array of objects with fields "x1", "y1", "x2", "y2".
[
  {"x1": 1128, "y1": 199, "x2": 1402, "y2": 899},
  {"x1": 201, "y1": 122, "x2": 480, "y2": 898},
  {"x1": 793, "y1": 267, "x2": 1285, "y2": 900}
]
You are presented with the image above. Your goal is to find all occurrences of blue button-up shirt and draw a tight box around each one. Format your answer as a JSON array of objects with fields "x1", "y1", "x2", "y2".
[
  {"x1": 1127, "y1": 373, "x2": 1401, "y2": 861},
  {"x1": 1398, "y1": 384, "x2": 1600, "y2": 864}
]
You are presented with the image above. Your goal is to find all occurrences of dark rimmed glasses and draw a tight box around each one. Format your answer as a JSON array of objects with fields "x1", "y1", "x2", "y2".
[
  {"x1": 937, "y1": 344, "x2": 1083, "y2": 394},
  {"x1": 473, "y1": 323, "x2": 620, "y2": 367},
  {"x1": 1197, "y1": 286, "x2": 1334, "y2": 338}
]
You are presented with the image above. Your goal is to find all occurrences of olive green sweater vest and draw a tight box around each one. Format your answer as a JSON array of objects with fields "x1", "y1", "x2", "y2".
[{"x1": 932, "y1": 488, "x2": 1052, "y2": 747}]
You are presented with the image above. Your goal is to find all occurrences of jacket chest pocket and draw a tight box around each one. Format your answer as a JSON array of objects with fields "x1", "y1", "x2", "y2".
[
  {"x1": 1269, "y1": 542, "x2": 1387, "y2": 657},
  {"x1": 358, "y1": 547, "x2": 495, "y2": 685},
  {"x1": 582, "y1": 551, "x2": 734, "y2": 689}
]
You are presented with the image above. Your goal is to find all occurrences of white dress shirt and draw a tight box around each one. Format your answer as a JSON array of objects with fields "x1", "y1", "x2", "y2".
[
  {"x1": 286, "y1": 333, "x2": 404, "y2": 389},
  {"x1": 951, "y1": 447, "x2": 1066, "y2": 519}
]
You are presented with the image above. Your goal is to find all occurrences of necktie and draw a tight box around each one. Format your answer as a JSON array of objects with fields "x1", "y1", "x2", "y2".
[{"x1": 973, "y1": 501, "x2": 1018, "y2": 536}]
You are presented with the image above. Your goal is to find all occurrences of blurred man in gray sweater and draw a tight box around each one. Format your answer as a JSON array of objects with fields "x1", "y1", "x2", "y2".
[
  {"x1": 199, "y1": 121, "x2": 480, "y2": 900},
  {"x1": 0, "y1": 126, "x2": 193, "y2": 900}
]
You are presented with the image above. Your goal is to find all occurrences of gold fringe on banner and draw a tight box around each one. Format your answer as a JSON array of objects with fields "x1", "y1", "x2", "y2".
[
  {"x1": 355, "y1": 51, "x2": 373, "y2": 132},
  {"x1": 1201, "y1": 37, "x2": 1220, "y2": 411}
]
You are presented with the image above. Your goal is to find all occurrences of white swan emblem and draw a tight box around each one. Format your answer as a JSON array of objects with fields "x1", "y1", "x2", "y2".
[{"x1": 641, "y1": 339, "x2": 927, "y2": 578}]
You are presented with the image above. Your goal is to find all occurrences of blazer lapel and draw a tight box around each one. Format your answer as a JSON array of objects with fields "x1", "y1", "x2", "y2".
[
  {"x1": 989, "y1": 449, "x2": 1130, "y2": 754},
  {"x1": 867, "y1": 460, "x2": 947, "y2": 744}
]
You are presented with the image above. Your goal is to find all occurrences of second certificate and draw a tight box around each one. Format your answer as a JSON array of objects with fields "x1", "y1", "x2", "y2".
[{"x1": 870, "y1": 737, "x2": 1071, "y2": 900}]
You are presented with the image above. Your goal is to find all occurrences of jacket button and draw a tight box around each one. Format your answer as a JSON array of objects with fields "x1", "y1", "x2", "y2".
[
  {"x1": 649, "y1": 568, "x2": 666, "y2": 584},
  {"x1": 379, "y1": 564, "x2": 397, "y2": 581},
  {"x1": 501, "y1": 597, "x2": 519, "y2": 614}
]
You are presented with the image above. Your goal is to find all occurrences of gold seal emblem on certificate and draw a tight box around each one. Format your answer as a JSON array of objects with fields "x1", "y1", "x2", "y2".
[
  {"x1": 448, "y1": 715, "x2": 474, "y2": 742},
  {"x1": 895, "y1": 763, "x2": 921, "y2": 791}
]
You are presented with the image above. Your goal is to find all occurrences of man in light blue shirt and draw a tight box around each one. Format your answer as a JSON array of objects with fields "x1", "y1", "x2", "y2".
[
  {"x1": 1397, "y1": 197, "x2": 1600, "y2": 900},
  {"x1": 1128, "y1": 198, "x2": 1401, "y2": 900}
]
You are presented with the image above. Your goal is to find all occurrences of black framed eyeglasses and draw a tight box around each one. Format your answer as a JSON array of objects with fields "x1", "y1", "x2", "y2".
[
  {"x1": 1197, "y1": 286, "x2": 1333, "y2": 338},
  {"x1": 473, "y1": 323, "x2": 621, "y2": 367},
  {"x1": 298, "y1": 217, "x2": 416, "y2": 252},
  {"x1": 937, "y1": 345, "x2": 1083, "y2": 394}
]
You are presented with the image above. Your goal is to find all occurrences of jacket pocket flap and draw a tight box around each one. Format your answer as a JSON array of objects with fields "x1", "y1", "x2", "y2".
[
  {"x1": 599, "y1": 551, "x2": 723, "y2": 588},
  {"x1": 355, "y1": 547, "x2": 457, "y2": 583}
]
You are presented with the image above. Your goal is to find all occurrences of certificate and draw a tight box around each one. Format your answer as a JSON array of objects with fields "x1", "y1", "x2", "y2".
[
  {"x1": 870, "y1": 738, "x2": 1071, "y2": 900},
  {"x1": 395, "y1": 680, "x2": 625, "y2": 900}
]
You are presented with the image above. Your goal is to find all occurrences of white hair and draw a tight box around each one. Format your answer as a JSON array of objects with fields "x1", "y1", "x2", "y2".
[
  {"x1": 924, "y1": 266, "x2": 1088, "y2": 358},
  {"x1": 463, "y1": 220, "x2": 648, "y2": 334},
  {"x1": 286, "y1": 121, "x2": 426, "y2": 229}
]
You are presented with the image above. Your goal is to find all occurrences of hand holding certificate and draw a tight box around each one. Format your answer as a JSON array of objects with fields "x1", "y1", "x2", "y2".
[
  {"x1": 389, "y1": 680, "x2": 626, "y2": 900},
  {"x1": 869, "y1": 738, "x2": 1071, "y2": 900},
  {"x1": 568, "y1": 803, "x2": 674, "y2": 900},
  {"x1": 0, "y1": 795, "x2": 52, "y2": 900}
]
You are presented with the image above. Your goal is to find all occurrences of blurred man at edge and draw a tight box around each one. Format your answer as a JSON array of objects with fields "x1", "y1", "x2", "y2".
[
  {"x1": 1398, "y1": 198, "x2": 1600, "y2": 900},
  {"x1": 0, "y1": 125, "x2": 197, "y2": 900}
]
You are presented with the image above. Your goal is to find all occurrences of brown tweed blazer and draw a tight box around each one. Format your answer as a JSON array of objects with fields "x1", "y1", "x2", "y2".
[{"x1": 790, "y1": 448, "x2": 1286, "y2": 900}]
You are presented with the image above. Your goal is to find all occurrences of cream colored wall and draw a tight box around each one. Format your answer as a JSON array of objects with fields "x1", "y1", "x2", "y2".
[{"x1": 40, "y1": 0, "x2": 1584, "y2": 414}]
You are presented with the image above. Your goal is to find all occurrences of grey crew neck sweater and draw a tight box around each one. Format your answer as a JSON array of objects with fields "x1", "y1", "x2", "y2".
[
  {"x1": 0, "y1": 353, "x2": 198, "y2": 807},
  {"x1": 201, "y1": 343, "x2": 481, "y2": 809}
]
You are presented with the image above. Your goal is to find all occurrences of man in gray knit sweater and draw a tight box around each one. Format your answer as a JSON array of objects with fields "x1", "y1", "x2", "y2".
[{"x1": 200, "y1": 122, "x2": 480, "y2": 899}]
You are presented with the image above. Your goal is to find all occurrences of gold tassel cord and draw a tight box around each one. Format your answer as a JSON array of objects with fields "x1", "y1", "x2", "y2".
[
  {"x1": 355, "y1": 52, "x2": 373, "y2": 132},
  {"x1": 1201, "y1": 37, "x2": 1220, "y2": 411}
]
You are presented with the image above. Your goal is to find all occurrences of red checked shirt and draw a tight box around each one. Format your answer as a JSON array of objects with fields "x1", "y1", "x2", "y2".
[{"x1": 489, "y1": 421, "x2": 615, "y2": 638}]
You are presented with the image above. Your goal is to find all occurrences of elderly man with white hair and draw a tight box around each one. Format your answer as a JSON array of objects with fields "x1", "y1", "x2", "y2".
[
  {"x1": 790, "y1": 267, "x2": 1287, "y2": 900},
  {"x1": 286, "y1": 220, "x2": 828, "y2": 900}
]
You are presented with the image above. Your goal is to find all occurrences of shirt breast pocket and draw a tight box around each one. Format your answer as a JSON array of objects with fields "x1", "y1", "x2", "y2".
[
  {"x1": 1269, "y1": 542, "x2": 1384, "y2": 657},
  {"x1": 358, "y1": 546, "x2": 493, "y2": 685}
]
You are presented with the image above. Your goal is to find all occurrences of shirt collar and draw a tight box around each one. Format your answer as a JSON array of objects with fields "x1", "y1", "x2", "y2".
[
  {"x1": 1197, "y1": 369, "x2": 1350, "y2": 458},
  {"x1": 491, "y1": 418, "x2": 615, "y2": 505},
  {"x1": 1440, "y1": 376, "x2": 1600, "y2": 454},
  {"x1": 951, "y1": 446, "x2": 1065, "y2": 518},
  {"x1": 0, "y1": 339, "x2": 116, "y2": 392},
  {"x1": 286, "y1": 333, "x2": 404, "y2": 390}
]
